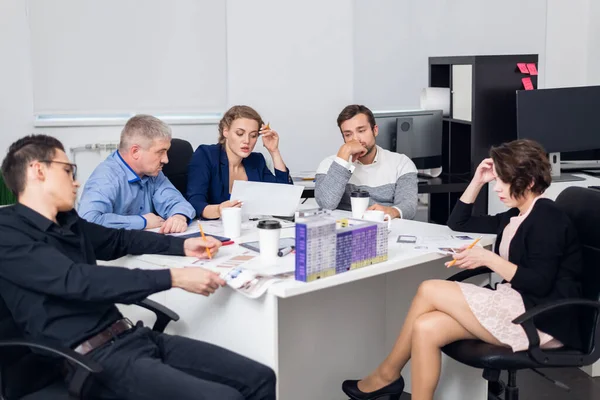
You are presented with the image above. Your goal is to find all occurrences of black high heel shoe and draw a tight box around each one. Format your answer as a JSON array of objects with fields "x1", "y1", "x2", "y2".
[{"x1": 341, "y1": 376, "x2": 404, "y2": 400}]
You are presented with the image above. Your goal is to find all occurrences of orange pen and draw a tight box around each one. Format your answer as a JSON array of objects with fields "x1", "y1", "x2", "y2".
[
  {"x1": 447, "y1": 237, "x2": 481, "y2": 267},
  {"x1": 197, "y1": 222, "x2": 212, "y2": 259}
]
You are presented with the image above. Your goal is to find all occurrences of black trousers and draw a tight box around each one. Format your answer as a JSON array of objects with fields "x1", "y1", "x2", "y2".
[{"x1": 75, "y1": 327, "x2": 276, "y2": 400}]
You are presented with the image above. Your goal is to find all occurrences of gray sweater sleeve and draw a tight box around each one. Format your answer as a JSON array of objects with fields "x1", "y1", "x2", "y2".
[
  {"x1": 315, "y1": 161, "x2": 352, "y2": 210},
  {"x1": 394, "y1": 172, "x2": 418, "y2": 220}
]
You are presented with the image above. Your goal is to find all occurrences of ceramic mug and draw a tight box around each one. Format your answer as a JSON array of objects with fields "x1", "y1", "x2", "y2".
[{"x1": 362, "y1": 209, "x2": 392, "y2": 229}]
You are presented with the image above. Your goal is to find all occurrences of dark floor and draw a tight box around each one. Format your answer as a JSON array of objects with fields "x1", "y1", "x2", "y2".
[{"x1": 400, "y1": 367, "x2": 600, "y2": 399}]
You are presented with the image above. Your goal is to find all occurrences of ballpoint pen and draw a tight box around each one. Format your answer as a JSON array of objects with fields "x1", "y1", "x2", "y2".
[{"x1": 278, "y1": 246, "x2": 295, "y2": 257}]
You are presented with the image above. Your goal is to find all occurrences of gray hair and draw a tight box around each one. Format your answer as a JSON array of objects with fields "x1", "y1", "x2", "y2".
[{"x1": 119, "y1": 114, "x2": 172, "y2": 151}]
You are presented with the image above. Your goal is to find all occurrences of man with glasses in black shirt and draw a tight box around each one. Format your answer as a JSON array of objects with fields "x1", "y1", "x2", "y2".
[{"x1": 0, "y1": 135, "x2": 275, "y2": 399}]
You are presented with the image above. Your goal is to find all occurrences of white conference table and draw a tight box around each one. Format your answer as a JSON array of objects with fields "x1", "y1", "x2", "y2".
[{"x1": 103, "y1": 216, "x2": 496, "y2": 400}]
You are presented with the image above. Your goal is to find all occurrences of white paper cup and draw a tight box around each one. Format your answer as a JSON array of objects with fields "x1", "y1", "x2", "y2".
[
  {"x1": 350, "y1": 190, "x2": 370, "y2": 219},
  {"x1": 362, "y1": 209, "x2": 392, "y2": 230},
  {"x1": 257, "y1": 220, "x2": 282, "y2": 263},
  {"x1": 221, "y1": 207, "x2": 242, "y2": 238}
]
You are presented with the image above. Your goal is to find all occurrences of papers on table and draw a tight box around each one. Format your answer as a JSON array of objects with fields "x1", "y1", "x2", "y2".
[
  {"x1": 398, "y1": 234, "x2": 482, "y2": 255},
  {"x1": 144, "y1": 224, "x2": 201, "y2": 236},
  {"x1": 198, "y1": 219, "x2": 293, "y2": 237},
  {"x1": 146, "y1": 219, "x2": 258, "y2": 238},
  {"x1": 194, "y1": 247, "x2": 296, "y2": 276},
  {"x1": 202, "y1": 251, "x2": 294, "y2": 298},
  {"x1": 137, "y1": 254, "x2": 200, "y2": 267},
  {"x1": 137, "y1": 248, "x2": 294, "y2": 298},
  {"x1": 196, "y1": 220, "x2": 224, "y2": 236},
  {"x1": 179, "y1": 249, "x2": 294, "y2": 298},
  {"x1": 292, "y1": 171, "x2": 316, "y2": 181}
]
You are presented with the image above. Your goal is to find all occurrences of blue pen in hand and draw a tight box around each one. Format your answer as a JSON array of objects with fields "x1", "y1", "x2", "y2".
[{"x1": 278, "y1": 246, "x2": 295, "y2": 257}]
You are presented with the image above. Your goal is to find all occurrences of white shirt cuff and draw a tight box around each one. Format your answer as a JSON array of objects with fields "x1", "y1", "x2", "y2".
[
  {"x1": 392, "y1": 206, "x2": 403, "y2": 219},
  {"x1": 334, "y1": 157, "x2": 355, "y2": 173}
]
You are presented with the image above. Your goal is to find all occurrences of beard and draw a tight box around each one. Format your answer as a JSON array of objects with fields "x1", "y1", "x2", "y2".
[{"x1": 360, "y1": 143, "x2": 375, "y2": 158}]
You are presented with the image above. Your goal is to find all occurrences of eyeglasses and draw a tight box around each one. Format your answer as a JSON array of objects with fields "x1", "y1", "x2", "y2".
[{"x1": 40, "y1": 160, "x2": 78, "y2": 180}]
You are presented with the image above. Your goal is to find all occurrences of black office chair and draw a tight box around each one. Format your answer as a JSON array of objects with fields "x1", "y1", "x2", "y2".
[
  {"x1": 0, "y1": 297, "x2": 179, "y2": 400},
  {"x1": 442, "y1": 186, "x2": 600, "y2": 399},
  {"x1": 162, "y1": 138, "x2": 194, "y2": 195}
]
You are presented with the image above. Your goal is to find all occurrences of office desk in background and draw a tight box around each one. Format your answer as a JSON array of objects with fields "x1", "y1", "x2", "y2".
[
  {"x1": 103, "y1": 218, "x2": 495, "y2": 400},
  {"x1": 296, "y1": 174, "x2": 471, "y2": 224},
  {"x1": 295, "y1": 174, "x2": 470, "y2": 196},
  {"x1": 294, "y1": 179, "x2": 315, "y2": 198},
  {"x1": 488, "y1": 172, "x2": 600, "y2": 215}
]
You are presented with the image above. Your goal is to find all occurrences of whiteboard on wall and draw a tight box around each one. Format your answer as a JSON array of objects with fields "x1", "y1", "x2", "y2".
[{"x1": 27, "y1": 0, "x2": 227, "y2": 116}]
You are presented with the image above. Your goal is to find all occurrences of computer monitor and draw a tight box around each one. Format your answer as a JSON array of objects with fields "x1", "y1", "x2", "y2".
[
  {"x1": 516, "y1": 85, "x2": 600, "y2": 182},
  {"x1": 374, "y1": 110, "x2": 443, "y2": 170}
]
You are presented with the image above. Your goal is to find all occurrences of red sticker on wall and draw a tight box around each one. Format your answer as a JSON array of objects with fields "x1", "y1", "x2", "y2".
[
  {"x1": 522, "y1": 77, "x2": 534, "y2": 90},
  {"x1": 526, "y1": 63, "x2": 538, "y2": 75},
  {"x1": 517, "y1": 63, "x2": 529, "y2": 74}
]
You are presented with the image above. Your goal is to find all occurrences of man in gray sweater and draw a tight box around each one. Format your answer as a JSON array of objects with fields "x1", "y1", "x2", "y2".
[{"x1": 315, "y1": 105, "x2": 418, "y2": 219}]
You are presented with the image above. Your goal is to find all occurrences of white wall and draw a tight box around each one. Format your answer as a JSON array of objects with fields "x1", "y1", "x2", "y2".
[
  {"x1": 0, "y1": 0, "x2": 34, "y2": 157},
  {"x1": 28, "y1": 0, "x2": 228, "y2": 116},
  {"x1": 587, "y1": 0, "x2": 600, "y2": 85},
  {"x1": 545, "y1": 0, "x2": 591, "y2": 88},
  {"x1": 354, "y1": 0, "x2": 548, "y2": 108},
  {"x1": 0, "y1": 0, "x2": 353, "y2": 179},
  {"x1": 226, "y1": 0, "x2": 354, "y2": 172},
  {"x1": 1, "y1": 0, "x2": 599, "y2": 185},
  {"x1": 0, "y1": 1, "x2": 197, "y2": 172}
]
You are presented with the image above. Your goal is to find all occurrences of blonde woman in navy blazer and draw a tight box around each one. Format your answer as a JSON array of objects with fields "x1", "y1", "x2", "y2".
[{"x1": 187, "y1": 106, "x2": 292, "y2": 219}]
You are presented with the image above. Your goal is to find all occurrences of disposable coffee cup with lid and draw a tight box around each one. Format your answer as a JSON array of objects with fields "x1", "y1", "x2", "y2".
[
  {"x1": 257, "y1": 220, "x2": 282, "y2": 263},
  {"x1": 350, "y1": 190, "x2": 370, "y2": 219}
]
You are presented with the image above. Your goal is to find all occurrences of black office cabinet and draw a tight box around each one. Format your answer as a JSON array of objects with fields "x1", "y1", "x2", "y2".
[{"x1": 428, "y1": 54, "x2": 539, "y2": 224}]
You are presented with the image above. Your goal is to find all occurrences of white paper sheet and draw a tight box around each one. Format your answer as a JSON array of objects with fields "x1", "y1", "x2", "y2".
[
  {"x1": 230, "y1": 181, "x2": 304, "y2": 217},
  {"x1": 403, "y1": 235, "x2": 482, "y2": 255}
]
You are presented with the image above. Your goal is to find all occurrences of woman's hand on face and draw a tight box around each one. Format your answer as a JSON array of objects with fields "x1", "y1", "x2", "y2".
[
  {"x1": 473, "y1": 158, "x2": 496, "y2": 186},
  {"x1": 260, "y1": 124, "x2": 280, "y2": 153},
  {"x1": 445, "y1": 246, "x2": 497, "y2": 270}
]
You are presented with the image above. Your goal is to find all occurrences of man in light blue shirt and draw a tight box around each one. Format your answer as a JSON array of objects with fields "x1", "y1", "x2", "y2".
[{"x1": 78, "y1": 115, "x2": 196, "y2": 233}]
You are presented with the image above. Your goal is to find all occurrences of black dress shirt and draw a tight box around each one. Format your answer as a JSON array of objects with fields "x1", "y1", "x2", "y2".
[
  {"x1": 0, "y1": 203, "x2": 185, "y2": 348},
  {"x1": 448, "y1": 198, "x2": 583, "y2": 350}
]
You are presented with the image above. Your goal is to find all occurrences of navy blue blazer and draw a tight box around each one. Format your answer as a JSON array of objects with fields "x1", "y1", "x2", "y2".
[{"x1": 186, "y1": 144, "x2": 292, "y2": 218}]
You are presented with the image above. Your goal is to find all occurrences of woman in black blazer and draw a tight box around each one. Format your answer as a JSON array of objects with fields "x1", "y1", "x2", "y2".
[{"x1": 342, "y1": 140, "x2": 582, "y2": 400}]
